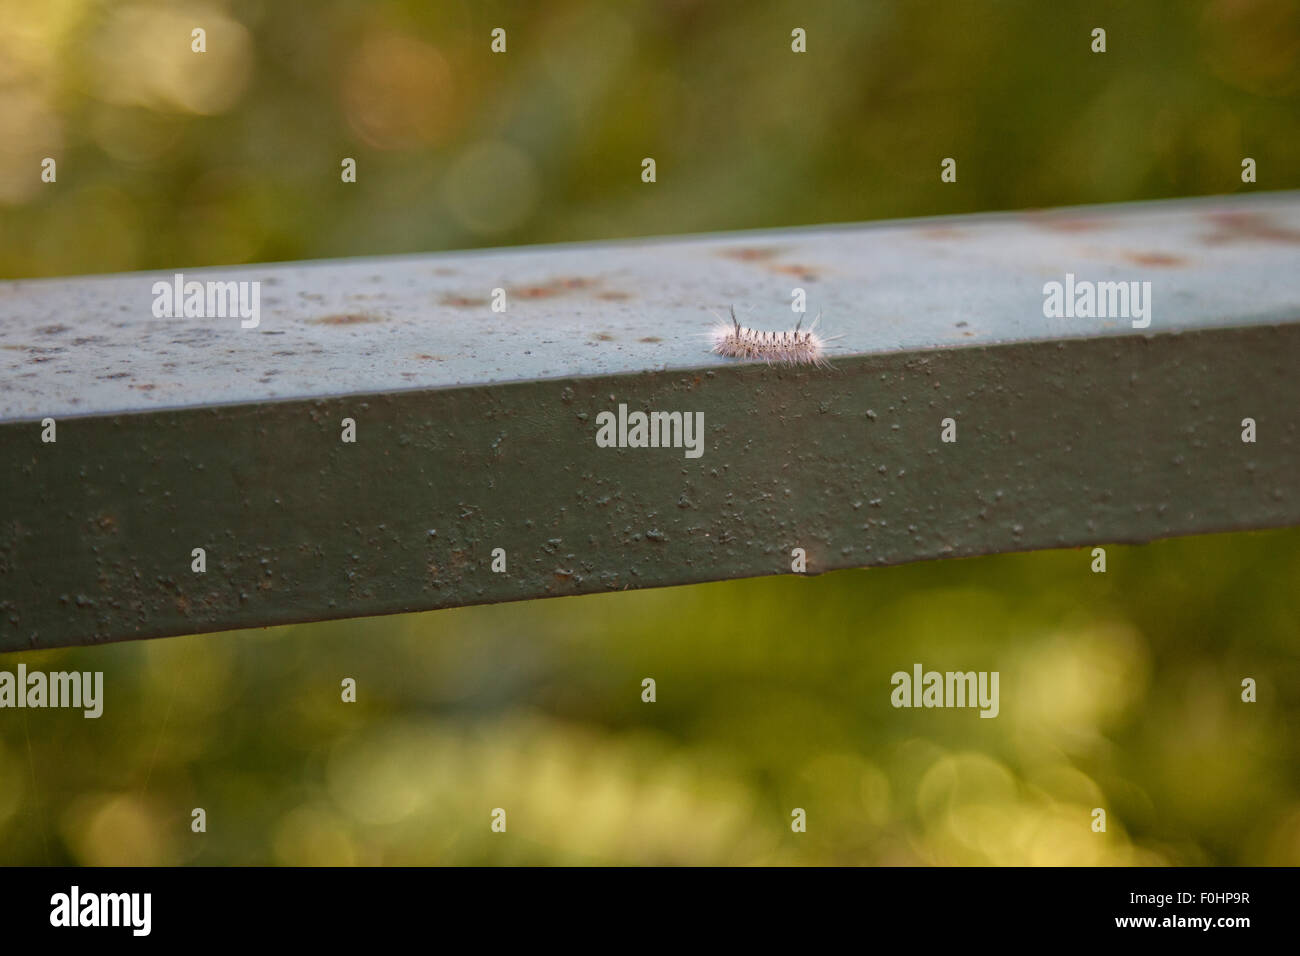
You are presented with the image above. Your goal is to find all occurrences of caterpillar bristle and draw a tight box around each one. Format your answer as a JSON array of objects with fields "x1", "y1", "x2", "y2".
[{"x1": 708, "y1": 310, "x2": 832, "y2": 368}]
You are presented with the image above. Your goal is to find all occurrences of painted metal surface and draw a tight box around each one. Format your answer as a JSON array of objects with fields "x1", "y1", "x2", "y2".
[
  {"x1": 3, "y1": 192, "x2": 1299, "y2": 420},
  {"x1": 1, "y1": 193, "x2": 1298, "y2": 650}
]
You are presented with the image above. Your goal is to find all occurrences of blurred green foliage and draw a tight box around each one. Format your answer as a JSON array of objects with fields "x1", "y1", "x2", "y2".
[
  {"x1": 2, "y1": 0, "x2": 1298, "y2": 277},
  {"x1": 2, "y1": 531, "x2": 1299, "y2": 865},
  {"x1": 2, "y1": 0, "x2": 1299, "y2": 864}
]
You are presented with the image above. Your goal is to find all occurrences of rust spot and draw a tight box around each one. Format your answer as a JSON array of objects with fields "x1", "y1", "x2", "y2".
[
  {"x1": 93, "y1": 514, "x2": 118, "y2": 534},
  {"x1": 37, "y1": 324, "x2": 70, "y2": 335},
  {"x1": 639, "y1": 336, "x2": 662, "y2": 343},
  {"x1": 439, "y1": 294, "x2": 487, "y2": 308},
  {"x1": 719, "y1": 247, "x2": 782, "y2": 262},
  {"x1": 414, "y1": 353, "x2": 446, "y2": 361},
  {"x1": 590, "y1": 333, "x2": 615, "y2": 342},
  {"x1": 597, "y1": 290, "x2": 630, "y2": 301},
  {"x1": 770, "y1": 263, "x2": 819, "y2": 281},
  {"x1": 310, "y1": 313, "x2": 384, "y2": 325},
  {"x1": 175, "y1": 594, "x2": 191, "y2": 615},
  {"x1": 1203, "y1": 211, "x2": 1300, "y2": 244},
  {"x1": 1026, "y1": 215, "x2": 1102, "y2": 232},
  {"x1": 919, "y1": 228, "x2": 964, "y2": 240},
  {"x1": 1125, "y1": 251, "x2": 1186, "y2": 267},
  {"x1": 433, "y1": 267, "x2": 459, "y2": 276},
  {"x1": 720, "y1": 246, "x2": 822, "y2": 281},
  {"x1": 129, "y1": 383, "x2": 157, "y2": 391},
  {"x1": 512, "y1": 276, "x2": 601, "y2": 299}
]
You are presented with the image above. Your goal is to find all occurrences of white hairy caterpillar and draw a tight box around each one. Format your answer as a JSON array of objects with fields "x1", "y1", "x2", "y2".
[{"x1": 709, "y1": 306, "x2": 834, "y2": 368}]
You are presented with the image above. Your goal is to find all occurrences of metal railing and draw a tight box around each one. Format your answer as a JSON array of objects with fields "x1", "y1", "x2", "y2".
[{"x1": 3, "y1": 191, "x2": 1298, "y2": 651}]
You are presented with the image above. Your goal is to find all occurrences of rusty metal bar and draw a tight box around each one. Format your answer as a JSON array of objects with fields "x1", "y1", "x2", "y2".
[{"x1": 2, "y1": 191, "x2": 1298, "y2": 651}]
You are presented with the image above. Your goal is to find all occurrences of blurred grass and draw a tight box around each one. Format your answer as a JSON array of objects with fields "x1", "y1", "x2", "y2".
[{"x1": 1, "y1": 0, "x2": 1299, "y2": 864}]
